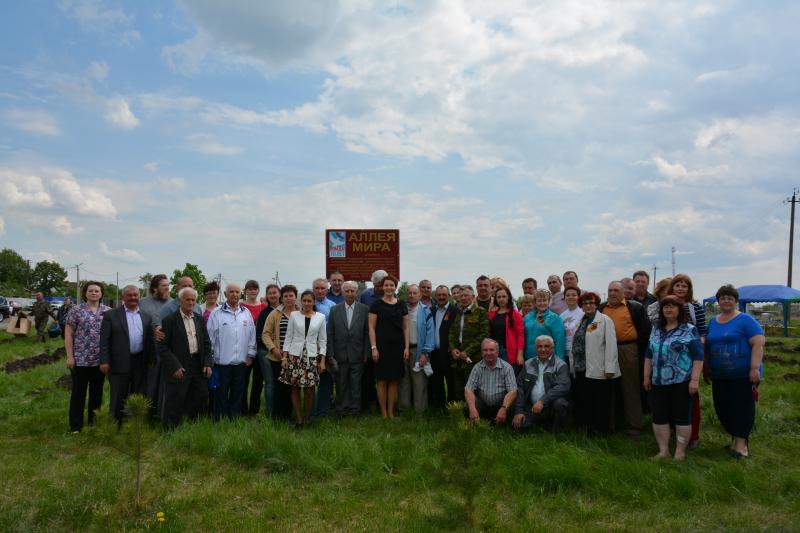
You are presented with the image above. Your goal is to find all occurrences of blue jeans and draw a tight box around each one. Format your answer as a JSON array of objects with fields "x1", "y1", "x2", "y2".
[
  {"x1": 214, "y1": 363, "x2": 245, "y2": 421},
  {"x1": 256, "y1": 348, "x2": 275, "y2": 417}
]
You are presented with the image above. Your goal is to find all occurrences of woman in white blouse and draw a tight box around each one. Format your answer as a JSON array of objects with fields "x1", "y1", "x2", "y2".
[{"x1": 279, "y1": 290, "x2": 327, "y2": 428}]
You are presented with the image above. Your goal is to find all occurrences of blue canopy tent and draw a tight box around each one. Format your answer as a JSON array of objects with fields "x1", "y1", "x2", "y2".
[{"x1": 703, "y1": 284, "x2": 800, "y2": 337}]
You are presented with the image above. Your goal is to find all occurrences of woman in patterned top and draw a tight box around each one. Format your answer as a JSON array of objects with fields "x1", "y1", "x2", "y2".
[
  {"x1": 643, "y1": 295, "x2": 704, "y2": 460},
  {"x1": 669, "y1": 274, "x2": 706, "y2": 448},
  {"x1": 65, "y1": 281, "x2": 110, "y2": 433}
]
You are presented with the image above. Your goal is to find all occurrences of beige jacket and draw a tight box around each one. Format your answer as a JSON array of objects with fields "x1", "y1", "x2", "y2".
[
  {"x1": 575, "y1": 312, "x2": 621, "y2": 380},
  {"x1": 261, "y1": 304, "x2": 300, "y2": 361}
]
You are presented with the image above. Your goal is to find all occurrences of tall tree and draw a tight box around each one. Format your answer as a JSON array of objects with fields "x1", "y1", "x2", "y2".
[
  {"x1": 0, "y1": 248, "x2": 31, "y2": 295},
  {"x1": 169, "y1": 263, "x2": 207, "y2": 298},
  {"x1": 31, "y1": 260, "x2": 68, "y2": 295},
  {"x1": 138, "y1": 273, "x2": 154, "y2": 294}
]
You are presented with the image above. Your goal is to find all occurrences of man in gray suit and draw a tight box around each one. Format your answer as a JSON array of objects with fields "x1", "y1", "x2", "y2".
[
  {"x1": 327, "y1": 281, "x2": 371, "y2": 416},
  {"x1": 99, "y1": 285, "x2": 156, "y2": 426}
]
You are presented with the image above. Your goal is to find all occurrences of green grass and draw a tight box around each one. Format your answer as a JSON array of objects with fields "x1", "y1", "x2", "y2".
[{"x1": 1, "y1": 330, "x2": 799, "y2": 531}]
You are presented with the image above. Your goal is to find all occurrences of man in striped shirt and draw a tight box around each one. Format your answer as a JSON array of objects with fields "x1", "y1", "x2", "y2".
[{"x1": 463, "y1": 338, "x2": 518, "y2": 425}]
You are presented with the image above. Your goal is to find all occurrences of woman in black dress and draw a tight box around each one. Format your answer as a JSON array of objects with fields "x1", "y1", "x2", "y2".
[{"x1": 368, "y1": 275, "x2": 409, "y2": 419}]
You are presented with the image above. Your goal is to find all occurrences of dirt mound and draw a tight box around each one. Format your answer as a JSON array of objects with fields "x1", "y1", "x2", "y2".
[
  {"x1": 784, "y1": 373, "x2": 800, "y2": 381},
  {"x1": 3, "y1": 347, "x2": 66, "y2": 373}
]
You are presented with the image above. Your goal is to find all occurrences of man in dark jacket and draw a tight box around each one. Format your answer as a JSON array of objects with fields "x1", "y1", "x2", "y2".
[
  {"x1": 600, "y1": 281, "x2": 651, "y2": 436},
  {"x1": 158, "y1": 287, "x2": 213, "y2": 429},
  {"x1": 99, "y1": 285, "x2": 155, "y2": 426},
  {"x1": 429, "y1": 285, "x2": 456, "y2": 410},
  {"x1": 513, "y1": 335, "x2": 571, "y2": 433}
]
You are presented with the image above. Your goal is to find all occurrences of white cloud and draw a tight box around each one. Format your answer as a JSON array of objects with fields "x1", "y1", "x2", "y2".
[
  {"x1": 59, "y1": 0, "x2": 140, "y2": 46},
  {"x1": 50, "y1": 216, "x2": 82, "y2": 236},
  {"x1": 48, "y1": 168, "x2": 118, "y2": 218},
  {"x1": 185, "y1": 133, "x2": 243, "y2": 156},
  {"x1": 104, "y1": 96, "x2": 139, "y2": 129},
  {"x1": 87, "y1": 60, "x2": 109, "y2": 81},
  {"x1": 99, "y1": 241, "x2": 144, "y2": 263},
  {"x1": 144, "y1": 161, "x2": 159, "y2": 173},
  {"x1": 639, "y1": 156, "x2": 728, "y2": 188},
  {"x1": 694, "y1": 113, "x2": 800, "y2": 156},
  {"x1": 0, "y1": 169, "x2": 53, "y2": 206},
  {"x1": 2, "y1": 108, "x2": 61, "y2": 136},
  {"x1": 0, "y1": 215, "x2": 4, "y2": 235}
]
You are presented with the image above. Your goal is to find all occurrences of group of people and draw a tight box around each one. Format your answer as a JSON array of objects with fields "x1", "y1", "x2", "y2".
[{"x1": 62, "y1": 268, "x2": 765, "y2": 460}]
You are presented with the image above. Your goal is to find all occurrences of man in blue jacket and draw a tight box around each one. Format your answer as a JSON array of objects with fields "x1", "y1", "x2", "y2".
[{"x1": 399, "y1": 284, "x2": 434, "y2": 414}]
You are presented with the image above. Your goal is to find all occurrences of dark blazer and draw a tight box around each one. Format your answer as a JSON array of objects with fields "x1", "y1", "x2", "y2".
[
  {"x1": 599, "y1": 299, "x2": 652, "y2": 356},
  {"x1": 99, "y1": 306, "x2": 155, "y2": 374},
  {"x1": 433, "y1": 303, "x2": 456, "y2": 355},
  {"x1": 159, "y1": 309, "x2": 213, "y2": 381},
  {"x1": 327, "y1": 301, "x2": 371, "y2": 364}
]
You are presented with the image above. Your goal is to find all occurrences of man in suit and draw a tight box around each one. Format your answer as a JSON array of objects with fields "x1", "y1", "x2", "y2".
[
  {"x1": 159, "y1": 287, "x2": 213, "y2": 429},
  {"x1": 429, "y1": 285, "x2": 456, "y2": 411},
  {"x1": 327, "y1": 281, "x2": 371, "y2": 416},
  {"x1": 99, "y1": 285, "x2": 156, "y2": 426}
]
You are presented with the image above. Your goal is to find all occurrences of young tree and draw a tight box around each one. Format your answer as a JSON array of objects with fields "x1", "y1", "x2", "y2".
[
  {"x1": 169, "y1": 263, "x2": 207, "y2": 298},
  {"x1": 138, "y1": 273, "x2": 154, "y2": 294}
]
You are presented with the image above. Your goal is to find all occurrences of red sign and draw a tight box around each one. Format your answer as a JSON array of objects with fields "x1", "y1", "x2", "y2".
[{"x1": 325, "y1": 229, "x2": 400, "y2": 281}]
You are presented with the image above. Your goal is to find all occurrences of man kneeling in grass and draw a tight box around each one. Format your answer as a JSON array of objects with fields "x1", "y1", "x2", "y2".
[
  {"x1": 513, "y1": 335, "x2": 571, "y2": 434},
  {"x1": 463, "y1": 339, "x2": 517, "y2": 425}
]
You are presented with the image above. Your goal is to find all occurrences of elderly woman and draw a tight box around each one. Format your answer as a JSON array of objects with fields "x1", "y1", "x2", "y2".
[
  {"x1": 65, "y1": 281, "x2": 110, "y2": 433},
  {"x1": 569, "y1": 291, "x2": 619, "y2": 434},
  {"x1": 523, "y1": 289, "x2": 566, "y2": 362},
  {"x1": 280, "y1": 289, "x2": 327, "y2": 428},
  {"x1": 644, "y1": 296, "x2": 704, "y2": 460},
  {"x1": 707, "y1": 285, "x2": 765, "y2": 458},
  {"x1": 255, "y1": 283, "x2": 283, "y2": 418},
  {"x1": 488, "y1": 285, "x2": 524, "y2": 373},
  {"x1": 368, "y1": 275, "x2": 410, "y2": 419},
  {"x1": 669, "y1": 274, "x2": 707, "y2": 448}
]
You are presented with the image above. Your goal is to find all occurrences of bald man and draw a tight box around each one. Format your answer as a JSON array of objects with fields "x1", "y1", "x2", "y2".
[{"x1": 207, "y1": 283, "x2": 257, "y2": 420}]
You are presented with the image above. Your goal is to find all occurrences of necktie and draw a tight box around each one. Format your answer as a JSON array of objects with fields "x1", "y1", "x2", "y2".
[{"x1": 346, "y1": 305, "x2": 353, "y2": 328}]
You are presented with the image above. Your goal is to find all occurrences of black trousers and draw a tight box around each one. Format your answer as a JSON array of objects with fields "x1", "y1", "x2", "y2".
[
  {"x1": 712, "y1": 377, "x2": 756, "y2": 439},
  {"x1": 462, "y1": 395, "x2": 513, "y2": 423},
  {"x1": 571, "y1": 372, "x2": 591, "y2": 430},
  {"x1": 108, "y1": 353, "x2": 147, "y2": 424},
  {"x1": 520, "y1": 397, "x2": 569, "y2": 432},
  {"x1": 269, "y1": 359, "x2": 292, "y2": 420},
  {"x1": 450, "y1": 366, "x2": 469, "y2": 403},
  {"x1": 428, "y1": 348, "x2": 450, "y2": 411},
  {"x1": 69, "y1": 366, "x2": 105, "y2": 432},
  {"x1": 163, "y1": 357, "x2": 208, "y2": 429},
  {"x1": 586, "y1": 377, "x2": 615, "y2": 435},
  {"x1": 242, "y1": 358, "x2": 264, "y2": 415}
]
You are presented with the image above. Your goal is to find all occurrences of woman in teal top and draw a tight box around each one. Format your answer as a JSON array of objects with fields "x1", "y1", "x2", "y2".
[{"x1": 523, "y1": 289, "x2": 566, "y2": 361}]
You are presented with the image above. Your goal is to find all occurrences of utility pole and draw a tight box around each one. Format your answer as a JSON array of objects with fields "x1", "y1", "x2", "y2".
[
  {"x1": 116, "y1": 272, "x2": 120, "y2": 307},
  {"x1": 272, "y1": 271, "x2": 281, "y2": 287},
  {"x1": 788, "y1": 189, "x2": 799, "y2": 287},
  {"x1": 671, "y1": 246, "x2": 676, "y2": 276},
  {"x1": 652, "y1": 264, "x2": 658, "y2": 291},
  {"x1": 73, "y1": 263, "x2": 83, "y2": 304}
]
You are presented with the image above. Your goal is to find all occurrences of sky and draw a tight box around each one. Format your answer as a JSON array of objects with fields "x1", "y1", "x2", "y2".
[{"x1": 1, "y1": 0, "x2": 799, "y2": 299}]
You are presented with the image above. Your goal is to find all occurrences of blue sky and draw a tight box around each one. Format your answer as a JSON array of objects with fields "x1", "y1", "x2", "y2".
[{"x1": 1, "y1": 0, "x2": 799, "y2": 298}]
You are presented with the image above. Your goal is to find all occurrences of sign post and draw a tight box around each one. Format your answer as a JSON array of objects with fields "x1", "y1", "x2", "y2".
[{"x1": 325, "y1": 229, "x2": 400, "y2": 281}]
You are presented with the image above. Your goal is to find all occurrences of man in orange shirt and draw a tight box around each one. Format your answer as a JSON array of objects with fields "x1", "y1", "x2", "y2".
[{"x1": 600, "y1": 281, "x2": 651, "y2": 436}]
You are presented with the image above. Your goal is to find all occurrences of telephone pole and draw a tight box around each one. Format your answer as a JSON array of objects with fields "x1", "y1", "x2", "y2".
[
  {"x1": 671, "y1": 246, "x2": 676, "y2": 276},
  {"x1": 788, "y1": 189, "x2": 799, "y2": 287},
  {"x1": 72, "y1": 263, "x2": 83, "y2": 304},
  {"x1": 652, "y1": 264, "x2": 658, "y2": 291}
]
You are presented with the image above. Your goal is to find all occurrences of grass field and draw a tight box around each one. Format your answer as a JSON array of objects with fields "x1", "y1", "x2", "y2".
[{"x1": 1, "y1": 330, "x2": 799, "y2": 532}]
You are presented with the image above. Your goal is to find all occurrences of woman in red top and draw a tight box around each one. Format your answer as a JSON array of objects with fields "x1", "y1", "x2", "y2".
[{"x1": 489, "y1": 286, "x2": 524, "y2": 373}]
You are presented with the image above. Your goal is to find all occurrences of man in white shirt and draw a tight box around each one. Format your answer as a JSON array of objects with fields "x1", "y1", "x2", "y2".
[
  {"x1": 512, "y1": 335, "x2": 571, "y2": 433},
  {"x1": 207, "y1": 283, "x2": 256, "y2": 420}
]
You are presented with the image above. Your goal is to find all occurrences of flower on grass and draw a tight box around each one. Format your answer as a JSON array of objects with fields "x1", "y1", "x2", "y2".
[{"x1": 156, "y1": 511, "x2": 165, "y2": 523}]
